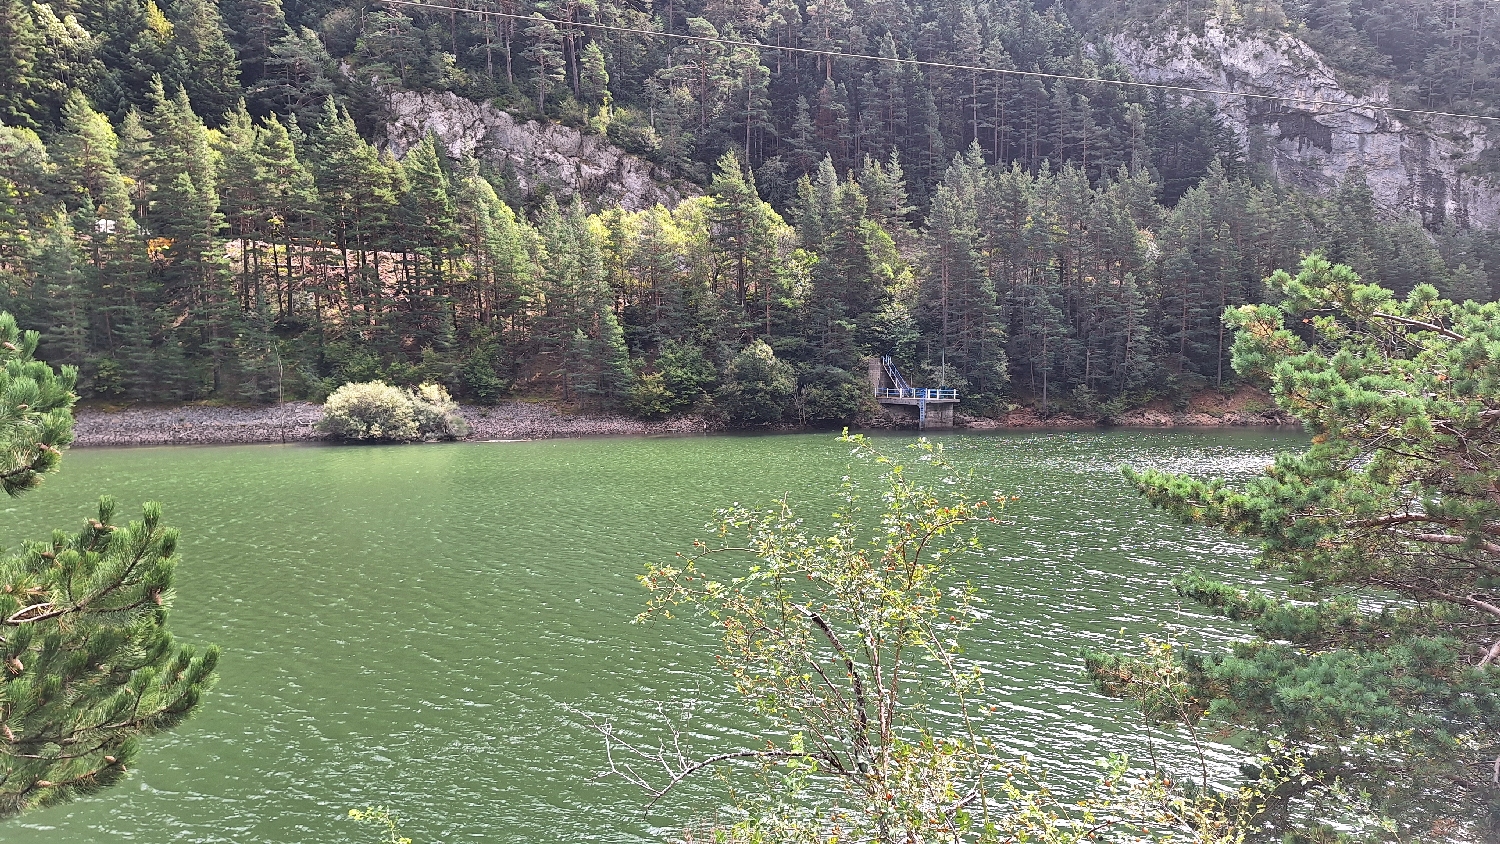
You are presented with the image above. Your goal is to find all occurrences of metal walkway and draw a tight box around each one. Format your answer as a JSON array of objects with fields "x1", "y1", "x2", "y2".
[{"x1": 875, "y1": 357, "x2": 958, "y2": 429}]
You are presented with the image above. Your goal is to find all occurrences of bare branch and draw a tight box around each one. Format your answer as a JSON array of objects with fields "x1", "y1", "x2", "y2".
[{"x1": 1373, "y1": 311, "x2": 1466, "y2": 342}]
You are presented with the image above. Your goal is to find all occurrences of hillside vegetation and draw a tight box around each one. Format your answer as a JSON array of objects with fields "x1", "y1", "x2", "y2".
[{"x1": 0, "y1": 0, "x2": 1497, "y2": 420}]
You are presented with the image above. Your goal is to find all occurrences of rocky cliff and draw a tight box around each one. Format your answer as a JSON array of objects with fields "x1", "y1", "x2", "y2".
[
  {"x1": 1109, "y1": 19, "x2": 1500, "y2": 229},
  {"x1": 383, "y1": 91, "x2": 692, "y2": 211}
]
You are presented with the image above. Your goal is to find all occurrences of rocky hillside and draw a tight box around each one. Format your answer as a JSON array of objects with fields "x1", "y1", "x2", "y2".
[
  {"x1": 1108, "y1": 18, "x2": 1500, "y2": 229},
  {"x1": 383, "y1": 91, "x2": 694, "y2": 210}
]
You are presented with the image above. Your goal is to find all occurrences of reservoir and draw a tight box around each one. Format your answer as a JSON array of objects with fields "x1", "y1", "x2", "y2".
[{"x1": 3, "y1": 430, "x2": 1297, "y2": 842}]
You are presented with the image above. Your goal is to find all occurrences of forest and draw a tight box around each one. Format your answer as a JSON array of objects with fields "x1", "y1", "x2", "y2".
[{"x1": 1, "y1": 0, "x2": 1498, "y2": 422}]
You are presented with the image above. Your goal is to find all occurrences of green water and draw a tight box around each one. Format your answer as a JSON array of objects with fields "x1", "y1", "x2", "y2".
[{"x1": 0, "y1": 430, "x2": 1298, "y2": 843}]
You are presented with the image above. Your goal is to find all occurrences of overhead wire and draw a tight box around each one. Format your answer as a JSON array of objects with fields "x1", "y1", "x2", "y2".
[{"x1": 374, "y1": 0, "x2": 1500, "y2": 124}]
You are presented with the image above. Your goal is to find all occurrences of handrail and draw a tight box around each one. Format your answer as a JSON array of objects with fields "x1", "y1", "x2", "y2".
[
  {"x1": 875, "y1": 388, "x2": 958, "y2": 400},
  {"x1": 880, "y1": 356, "x2": 913, "y2": 392}
]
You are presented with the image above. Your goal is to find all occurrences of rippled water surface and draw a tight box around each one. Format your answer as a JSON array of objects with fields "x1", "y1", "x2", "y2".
[{"x1": 2, "y1": 429, "x2": 1300, "y2": 842}]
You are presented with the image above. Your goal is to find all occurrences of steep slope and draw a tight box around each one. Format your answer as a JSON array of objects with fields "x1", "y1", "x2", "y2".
[
  {"x1": 383, "y1": 91, "x2": 693, "y2": 210},
  {"x1": 1107, "y1": 18, "x2": 1500, "y2": 228}
]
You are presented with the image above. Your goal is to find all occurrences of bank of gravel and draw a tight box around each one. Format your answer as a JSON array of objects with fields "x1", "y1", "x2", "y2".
[
  {"x1": 71, "y1": 386, "x2": 1292, "y2": 448},
  {"x1": 71, "y1": 401, "x2": 716, "y2": 447}
]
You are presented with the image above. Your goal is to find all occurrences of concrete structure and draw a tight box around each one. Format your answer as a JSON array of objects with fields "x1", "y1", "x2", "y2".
[{"x1": 867, "y1": 357, "x2": 958, "y2": 429}]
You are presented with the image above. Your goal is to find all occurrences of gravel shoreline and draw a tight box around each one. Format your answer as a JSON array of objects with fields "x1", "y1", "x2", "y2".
[
  {"x1": 71, "y1": 394, "x2": 1291, "y2": 448},
  {"x1": 71, "y1": 401, "x2": 716, "y2": 447}
]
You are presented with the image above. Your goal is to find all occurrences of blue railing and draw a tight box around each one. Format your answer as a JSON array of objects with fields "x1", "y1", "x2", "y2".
[
  {"x1": 881, "y1": 356, "x2": 913, "y2": 392},
  {"x1": 876, "y1": 388, "x2": 958, "y2": 400}
]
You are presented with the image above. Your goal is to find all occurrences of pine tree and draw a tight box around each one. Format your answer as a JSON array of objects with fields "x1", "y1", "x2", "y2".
[
  {"x1": 0, "y1": 0, "x2": 41, "y2": 128},
  {"x1": 0, "y1": 310, "x2": 218, "y2": 817},
  {"x1": 394, "y1": 134, "x2": 460, "y2": 350},
  {"x1": 708, "y1": 152, "x2": 785, "y2": 337},
  {"x1": 251, "y1": 114, "x2": 317, "y2": 321},
  {"x1": 142, "y1": 82, "x2": 235, "y2": 394},
  {"x1": 451, "y1": 156, "x2": 535, "y2": 342},
  {"x1": 252, "y1": 28, "x2": 335, "y2": 125},
  {"x1": 54, "y1": 91, "x2": 132, "y2": 225},
  {"x1": 578, "y1": 40, "x2": 610, "y2": 114},
  {"x1": 918, "y1": 153, "x2": 1004, "y2": 399},
  {"x1": 309, "y1": 101, "x2": 398, "y2": 329},
  {"x1": 19, "y1": 4, "x2": 100, "y2": 128},
  {"x1": 353, "y1": 11, "x2": 426, "y2": 88},
  {"x1": 1093, "y1": 257, "x2": 1500, "y2": 839},
  {"x1": 33, "y1": 215, "x2": 90, "y2": 370},
  {"x1": 224, "y1": 0, "x2": 289, "y2": 94},
  {"x1": 522, "y1": 13, "x2": 566, "y2": 113},
  {"x1": 168, "y1": 0, "x2": 241, "y2": 124}
]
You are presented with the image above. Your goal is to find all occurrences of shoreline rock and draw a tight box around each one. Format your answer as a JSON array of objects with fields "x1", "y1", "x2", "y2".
[
  {"x1": 71, "y1": 390, "x2": 1294, "y2": 449},
  {"x1": 69, "y1": 401, "x2": 718, "y2": 448}
]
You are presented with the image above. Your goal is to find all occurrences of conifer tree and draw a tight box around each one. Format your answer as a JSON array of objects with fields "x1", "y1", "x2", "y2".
[
  {"x1": 252, "y1": 28, "x2": 336, "y2": 126},
  {"x1": 577, "y1": 40, "x2": 609, "y2": 114},
  {"x1": 252, "y1": 114, "x2": 318, "y2": 320},
  {"x1": 522, "y1": 13, "x2": 565, "y2": 113},
  {"x1": 0, "y1": 0, "x2": 41, "y2": 128},
  {"x1": 707, "y1": 152, "x2": 781, "y2": 331},
  {"x1": 919, "y1": 153, "x2": 1004, "y2": 399},
  {"x1": 54, "y1": 92, "x2": 133, "y2": 227},
  {"x1": 225, "y1": 0, "x2": 289, "y2": 93},
  {"x1": 451, "y1": 158, "x2": 535, "y2": 342},
  {"x1": 310, "y1": 101, "x2": 398, "y2": 328},
  {"x1": 0, "y1": 310, "x2": 218, "y2": 817},
  {"x1": 394, "y1": 134, "x2": 460, "y2": 349},
  {"x1": 33, "y1": 215, "x2": 90, "y2": 370},
  {"x1": 1092, "y1": 256, "x2": 1500, "y2": 839},
  {"x1": 168, "y1": 0, "x2": 242, "y2": 124}
]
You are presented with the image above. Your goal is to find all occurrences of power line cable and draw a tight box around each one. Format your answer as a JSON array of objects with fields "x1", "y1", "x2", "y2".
[{"x1": 376, "y1": 0, "x2": 1500, "y2": 123}]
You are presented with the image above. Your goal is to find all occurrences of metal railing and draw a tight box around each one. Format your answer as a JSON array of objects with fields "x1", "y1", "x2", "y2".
[
  {"x1": 880, "y1": 355, "x2": 913, "y2": 392},
  {"x1": 876, "y1": 388, "x2": 958, "y2": 400}
]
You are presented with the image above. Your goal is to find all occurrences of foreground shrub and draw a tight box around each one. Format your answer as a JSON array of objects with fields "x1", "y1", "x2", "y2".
[{"x1": 319, "y1": 381, "x2": 468, "y2": 442}]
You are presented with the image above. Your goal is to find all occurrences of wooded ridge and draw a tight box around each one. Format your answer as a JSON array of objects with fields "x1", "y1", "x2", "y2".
[{"x1": 0, "y1": 0, "x2": 1496, "y2": 423}]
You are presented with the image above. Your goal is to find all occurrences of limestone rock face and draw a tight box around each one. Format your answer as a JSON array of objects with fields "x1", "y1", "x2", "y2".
[
  {"x1": 1109, "y1": 19, "x2": 1500, "y2": 228},
  {"x1": 383, "y1": 90, "x2": 691, "y2": 210}
]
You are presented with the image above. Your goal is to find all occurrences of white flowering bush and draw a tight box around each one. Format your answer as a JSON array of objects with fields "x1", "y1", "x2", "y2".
[
  {"x1": 319, "y1": 381, "x2": 466, "y2": 442},
  {"x1": 408, "y1": 383, "x2": 469, "y2": 440}
]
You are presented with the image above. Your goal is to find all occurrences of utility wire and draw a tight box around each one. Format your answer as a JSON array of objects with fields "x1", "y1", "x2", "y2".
[{"x1": 376, "y1": 0, "x2": 1500, "y2": 124}]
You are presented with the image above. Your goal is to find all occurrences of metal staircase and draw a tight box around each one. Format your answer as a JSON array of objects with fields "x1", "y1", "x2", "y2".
[
  {"x1": 881, "y1": 356, "x2": 912, "y2": 392},
  {"x1": 873, "y1": 356, "x2": 958, "y2": 429}
]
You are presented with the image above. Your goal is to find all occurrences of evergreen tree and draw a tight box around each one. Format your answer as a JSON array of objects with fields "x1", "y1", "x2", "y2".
[
  {"x1": 252, "y1": 28, "x2": 336, "y2": 125},
  {"x1": 168, "y1": 0, "x2": 242, "y2": 123},
  {"x1": 309, "y1": 101, "x2": 398, "y2": 330},
  {"x1": 18, "y1": 4, "x2": 99, "y2": 128},
  {"x1": 918, "y1": 152, "x2": 1004, "y2": 399},
  {"x1": 394, "y1": 133, "x2": 460, "y2": 350},
  {"x1": 577, "y1": 40, "x2": 609, "y2": 114},
  {"x1": 253, "y1": 113, "x2": 319, "y2": 321},
  {"x1": 1093, "y1": 256, "x2": 1500, "y2": 839},
  {"x1": 0, "y1": 310, "x2": 218, "y2": 818},
  {"x1": 707, "y1": 152, "x2": 784, "y2": 336},
  {"x1": 225, "y1": 0, "x2": 289, "y2": 95},
  {"x1": 522, "y1": 13, "x2": 565, "y2": 113},
  {"x1": 0, "y1": 0, "x2": 41, "y2": 128}
]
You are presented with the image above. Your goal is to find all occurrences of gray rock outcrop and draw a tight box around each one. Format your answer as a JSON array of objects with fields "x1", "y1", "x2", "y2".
[
  {"x1": 383, "y1": 90, "x2": 692, "y2": 210},
  {"x1": 1109, "y1": 19, "x2": 1500, "y2": 228}
]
